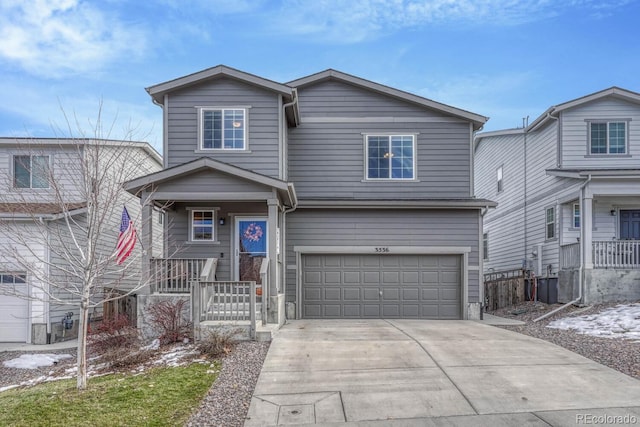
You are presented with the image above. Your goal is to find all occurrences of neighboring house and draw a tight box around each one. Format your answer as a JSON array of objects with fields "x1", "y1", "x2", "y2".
[
  {"x1": 125, "y1": 65, "x2": 495, "y2": 333},
  {"x1": 0, "y1": 138, "x2": 162, "y2": 344},
  {"x1": 475, "y1": 87, "x2": 640, "y2": 304}
]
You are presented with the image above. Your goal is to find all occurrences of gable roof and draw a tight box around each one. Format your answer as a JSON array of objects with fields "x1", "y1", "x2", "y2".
[
  {"x1": 474, "y1": 86, "x2": 640, "y2": 149},
  {"x1": 288, "y1": 69, "x2": 488, "y2": 130},
  {"x1": 146, "y1": 65, "x2": 295, "y2": 105},
  {"x1": 528, "y1": 86, "x2": 640, "y2": 131},
  {"x1": 124, "y1": 157, "x2": 297, "y2": 207}
]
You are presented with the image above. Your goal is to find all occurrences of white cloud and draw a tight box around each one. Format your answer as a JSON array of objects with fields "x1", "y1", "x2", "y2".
[
  {"x1": 0, "y1": 0, "x2": 147, "y2": 78},
  {"x1": 277, "y1": 0, "x2": 632, "y2": 43}
]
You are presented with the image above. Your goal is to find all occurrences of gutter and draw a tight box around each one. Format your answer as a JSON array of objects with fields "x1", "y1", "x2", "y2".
[{"x1": 534, "y1": 174, "x2": 591, "y2": 322}]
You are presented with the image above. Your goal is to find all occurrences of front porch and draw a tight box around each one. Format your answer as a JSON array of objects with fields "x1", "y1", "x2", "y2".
[
  {"x1": 125, "y1": 157, "x2": 298, "y2": 340},
  {"x1": 558, "y1": 188, "x2": 640, "y2": 303}
]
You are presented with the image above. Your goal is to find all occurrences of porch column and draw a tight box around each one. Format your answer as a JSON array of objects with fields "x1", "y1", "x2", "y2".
[
  {"x1": 583, "y1": 194, "x2": 593, "y2": 269},
  {"x1": 140, "y1": 191, "x2": 154, "y2": 294},
  {"x1": 267, "y1": 198, "x2": 279, "y2": 296}
]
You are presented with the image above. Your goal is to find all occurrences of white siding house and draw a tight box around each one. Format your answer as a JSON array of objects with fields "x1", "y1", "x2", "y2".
[
  {"x1": 475, "y1": 87, "x2": 640, "y2": 304},
  {"x1": 0, "y1": 138, "x2": 162, "y2": 343}
]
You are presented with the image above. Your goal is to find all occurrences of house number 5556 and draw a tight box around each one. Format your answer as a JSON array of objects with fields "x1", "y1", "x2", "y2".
[{"x1": 375, "y1": 247, "x2": 390, "y2": 253}]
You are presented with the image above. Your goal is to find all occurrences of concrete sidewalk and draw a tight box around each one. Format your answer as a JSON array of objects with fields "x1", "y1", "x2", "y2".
[
  {"x1": 0, "y1": 340, "x2": 77, "y2": 353},
  {"x1": 245, "y1": 320, "x2": 640, "y2": 426}
]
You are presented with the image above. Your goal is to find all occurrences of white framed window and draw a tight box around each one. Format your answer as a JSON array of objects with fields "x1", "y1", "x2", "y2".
[
  {"x1": 199, "y1": 108, "x2": 246, "y2": 150},
  {"x1": 365, "y1": 135, "x2": 415, "y2": 180},
  {"x1": 190, "y1": 210, "x2": 216, "y2": 241},
  {"x1": 545, "y1": 206, "x2": 556, "y2": 240},
  {"x1": 589, "y1": 121, "x2": 627, "y2": 154},
  {"x1": 483, "y1": 233, "x2": 489, "y2": 261},
  {"x1": 13, "y1": 155, "x2": 50, "y2": 189},
  {"x1": 573, "y1": 203, "x2": 580, "y2": 229},
  {"x1": 497, "y1": 165, "x2": 503, "y2": 193}
]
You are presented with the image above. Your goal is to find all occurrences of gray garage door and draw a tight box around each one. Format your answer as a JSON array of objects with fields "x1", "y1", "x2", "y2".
[{"x1": 302, "y1": 254, "x2": 461, "y2": 319}]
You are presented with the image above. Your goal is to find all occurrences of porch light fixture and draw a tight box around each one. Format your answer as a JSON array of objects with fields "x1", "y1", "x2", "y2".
[
  {"x1": 611, "y1": 209, "x2": 616, "y2": 216},
  {"x1": 219, "y1": 217, "x2": 226, "y2": 225}
]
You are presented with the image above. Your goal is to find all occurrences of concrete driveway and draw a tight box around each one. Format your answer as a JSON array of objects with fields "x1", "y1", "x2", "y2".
[{"x1": 245, "y1": 319, "x2": 640, "y2": 426}]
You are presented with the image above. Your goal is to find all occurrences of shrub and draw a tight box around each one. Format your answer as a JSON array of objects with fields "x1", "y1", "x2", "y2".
[
  {"x1": 196, "y1": 328, "x2": 241, "y2": 358},
  {"x1": 88, "y1": 314, "x2": 139, "y2": 355},
  {"x1": 146, "y1": 299, "x2": 192, "y2": 345}
]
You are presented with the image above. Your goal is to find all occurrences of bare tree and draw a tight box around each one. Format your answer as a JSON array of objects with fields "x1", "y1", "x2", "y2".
[{"x1": 0, "y1": 112, "x2": 162, "y2": 389}]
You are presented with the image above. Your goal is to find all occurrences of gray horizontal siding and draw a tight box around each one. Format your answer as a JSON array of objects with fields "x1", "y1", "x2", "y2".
[
  {"x1": 156, "y1": 169, "x2": 272, "y2": 193},
  {"x1": 165, "y1": 201, "x2": 268, "y2": 282},
  {"x1": 285, "y1": 209, "x2": 481, "y2": 305},
  {"x1": 289, "y1": 90, "x2": 472, "y2": 199},
  {"x1": 166, "y1": 79, "x2": 280, "y2": 177}
]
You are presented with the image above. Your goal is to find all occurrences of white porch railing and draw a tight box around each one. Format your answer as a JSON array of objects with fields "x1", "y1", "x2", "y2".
[
  {"x1": 192, "y1": 281, "x2": 257, "y2": 339},
  {"x1": 150, "y1": 258, "x2": 212, "y2": 293},
  {"x1": 593, "y1": 240, "x2": 640, "y2": 269},
  {"x1": 560, "y1": 243, "x2": 580, "y2": 269}
]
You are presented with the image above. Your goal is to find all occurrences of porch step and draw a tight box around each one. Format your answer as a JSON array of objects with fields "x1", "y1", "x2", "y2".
[{"x1": 255, "y1": 323, "x2": 280, "y2": 342}]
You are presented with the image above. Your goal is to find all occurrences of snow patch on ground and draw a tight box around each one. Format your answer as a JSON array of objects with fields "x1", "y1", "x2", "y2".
[
  {"x1": 2, "y1": 354, "x2": 73, "y2": 369},
  {"x1": 547, "y1": 303, "x2": 640, "y2": 341}
]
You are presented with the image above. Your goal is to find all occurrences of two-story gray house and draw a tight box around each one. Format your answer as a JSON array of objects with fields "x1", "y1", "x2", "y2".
[
  {"x1": 475, "y1": 87, "x2": 640, "y2": 305},
  {"x1": 125, "y1": 65, "x2": 494, "y2": 332}
]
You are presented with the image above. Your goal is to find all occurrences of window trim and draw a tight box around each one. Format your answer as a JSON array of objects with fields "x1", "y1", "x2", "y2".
[
  {"x1": 363, "y1": 133, "x2": 417, "y2": 181},
  {"x1": 545, "y1": 206, "x2": 556, "y2": 240},
  {"x1": 196, "y1": 106, "x2": 249, "y2": 152},
  {"x1": 587, "y1": 120, "x2": 629, "y2": 155},
  {"x1": 12, "y1": 154, "x2": 51, "y2": 189},
  {"x1": 496, "y1": 165, "x2": 503, "y2": 193},
  {"x1": 187, "y1": 208, "x2": 219, "y2": 243}
]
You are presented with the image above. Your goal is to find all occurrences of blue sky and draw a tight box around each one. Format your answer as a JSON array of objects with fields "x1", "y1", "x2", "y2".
[{"x1": 1, "y1": 0, "x2": 639, "y2": 152}]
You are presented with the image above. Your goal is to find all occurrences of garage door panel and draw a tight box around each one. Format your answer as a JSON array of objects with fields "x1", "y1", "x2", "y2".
[
  {"x1": 305, "y1": 271, "x2": 322, "y2": 284},
  {"x1": 363, "y1": 271, "x2": 380, "y2": 283},
  {"x1": 301, "y1": 254, "x2": 461, "y2": 320},
  {"x1": 343, "y1": 288, "x2": 361, "y2": 300},
  {"x1": 324, "y1": 288, "x2": 341, "y2": 300},
  {"x1": 402, "y1": 271, "x2": 419, "y2": 284},
  {"x1": 304, "y1": 287, "x2": 322, "y2": 301},
  {"x1": 382, "y1": 271, "x2": 399, "y2": 284},
  {"x1": 421, "y1": 271, "x2": 439, "y2": 283},
  {"x1": 402, "y1": 288, "x2": 419, "y2": 300},
  {"x1": 402, "y1": 305, "x2": 420, "y2": 317},
  {"x1": 325, "y1": 271, "x2": 341, "y2": 284},
  {"x1": 382, "y1": 304, "x2": 400, "y2": 317},
  {"x1": 363, "y1": 288, "x2": 380, "y2": 300},
  {"x1": 343, "y1": 305, "x2": 361, "y2": 317},
  {"x1": 382, "y1": 288, "x2": 399, "y2": 300},
  {"x1": 344, "y1": 272, "x2": 360, "y2": 283},
  {"x1": 363, "y1": 305, "x2": 380, "y2": 317}
]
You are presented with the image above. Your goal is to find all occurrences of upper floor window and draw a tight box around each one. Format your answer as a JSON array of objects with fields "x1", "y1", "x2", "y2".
[
  {"x1": 497, "y1": 165, "x2": 503, "y2": 193},
  {"x1": 13, "y1": 155, "x2": 50, "y2": 189},
  {"x1": 200, "y1": 108, "x2": 246, "y2": 150},
  {"x1": 366, "y1": 135, "x2": 415, "y2": 180},
  {"x1": 545, "y1": 206, "x2": 556, "y2": 240},
  {"x1": 589, "y1": 122, "x2": 626, "y2": 154}
]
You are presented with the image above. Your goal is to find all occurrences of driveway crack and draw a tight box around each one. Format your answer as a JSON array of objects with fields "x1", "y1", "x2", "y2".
[{"x1": 384, "y1": 319, "x2": 480, "y2": 415}]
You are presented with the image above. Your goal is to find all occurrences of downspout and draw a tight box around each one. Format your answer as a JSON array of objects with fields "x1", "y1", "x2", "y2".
[
  {"x1": 281, "y1": 89, "x2": 298, "y2": 182},
  {"x1": 480, "y1": 205, "x2": 490, "y2": 320},
  {"x1": 534, "y1": 174, "x2": 591, "y2": 322}
]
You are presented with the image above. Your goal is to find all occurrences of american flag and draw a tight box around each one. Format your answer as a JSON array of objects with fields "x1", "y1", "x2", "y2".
[{"x1": 115, "y1": 207, "x2": 136, "y2": 265}]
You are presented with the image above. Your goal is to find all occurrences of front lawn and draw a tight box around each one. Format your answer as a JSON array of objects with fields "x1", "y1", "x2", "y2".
[{"x1": 0, "y1": 362, "x2": 219, "y2": 427}]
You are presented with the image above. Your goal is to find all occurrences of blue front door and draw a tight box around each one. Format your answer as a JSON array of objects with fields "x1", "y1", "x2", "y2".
[
  {"x1": 620, "y1": 210, "x2": 640, "y2": 240},
  {"x1": 236, "y1": 218, "x2": 267, "y2": 284}
]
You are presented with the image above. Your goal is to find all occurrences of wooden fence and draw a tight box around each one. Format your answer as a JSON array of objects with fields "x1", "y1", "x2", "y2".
[{"x1": 483, "y1": 269, "x2": 527, "y2": 311}]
